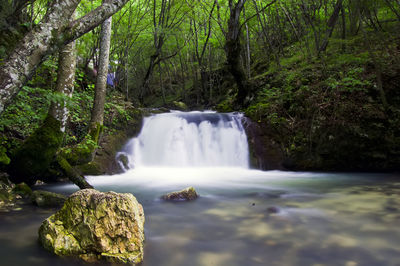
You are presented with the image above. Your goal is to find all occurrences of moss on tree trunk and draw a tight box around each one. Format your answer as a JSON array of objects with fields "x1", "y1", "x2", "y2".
[{"x1": 8, "y1": 115, "x2": 63, "y2": 185}]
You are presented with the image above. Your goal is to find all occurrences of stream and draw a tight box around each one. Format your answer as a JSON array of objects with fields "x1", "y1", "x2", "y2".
[{"x1": 1, "y1": 112, "x2": 399, "y2": 266}]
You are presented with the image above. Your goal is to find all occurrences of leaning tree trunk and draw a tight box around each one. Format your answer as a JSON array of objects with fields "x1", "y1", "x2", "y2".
[
  {"x1": 318, "y1": 0, "x2": 343, "y2": 55},
  {"x1": 0, "y1": 0, "x2": 129, "y2": 115}
]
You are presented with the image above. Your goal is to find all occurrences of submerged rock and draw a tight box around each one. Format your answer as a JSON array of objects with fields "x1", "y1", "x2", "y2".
[
  {"x1": 161, "y1": 187, "x2": 199, "y2": 201},
  {"x1": 38, "y1": 189, "x2": 145, "y2": 264},
  {"x1": 116, "y1": 153, "x2": 130, "y2": 170},
  {"x1": 267, "y1": 206, "x2": 280, "y2": 214},
  {"x1": 31, "y1": 190, "x2": 66, "y2": 208}
]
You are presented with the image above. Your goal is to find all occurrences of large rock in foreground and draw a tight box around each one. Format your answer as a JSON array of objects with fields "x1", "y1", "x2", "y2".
[{"x1": 39, "y1": 189, "x2": 145, "y2": 264}]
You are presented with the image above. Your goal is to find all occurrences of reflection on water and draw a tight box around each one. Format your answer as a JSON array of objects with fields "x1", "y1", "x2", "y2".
[{"x1": 1, "y1": 169, "x2": 400, "y2": 266}]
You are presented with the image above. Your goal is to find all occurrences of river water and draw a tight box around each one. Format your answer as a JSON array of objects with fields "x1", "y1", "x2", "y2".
[{"x1": 1, "y1": 112, "x2": 399, "y2": 265}]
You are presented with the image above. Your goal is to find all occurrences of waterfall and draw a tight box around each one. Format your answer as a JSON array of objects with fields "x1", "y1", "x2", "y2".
[{"x1": 118, "y1": 111, "x2": 249, "y2": 169}]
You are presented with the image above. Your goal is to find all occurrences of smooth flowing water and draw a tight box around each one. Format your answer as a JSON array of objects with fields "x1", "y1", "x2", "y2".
[
  {"x1": 1, "y1": 112, "x2": 399, "y2": 266},
  {"x1": 117, "y1": 111, "x2": 249, "y2": 168}
]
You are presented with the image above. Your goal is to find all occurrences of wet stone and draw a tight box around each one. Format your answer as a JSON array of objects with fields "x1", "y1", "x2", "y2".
[
  {"x1": 161, "y1": 187, "x2": 199, "y2": 201},
  {"x1": 267, "y1": 207, "x2": 280, "y2": 214}
]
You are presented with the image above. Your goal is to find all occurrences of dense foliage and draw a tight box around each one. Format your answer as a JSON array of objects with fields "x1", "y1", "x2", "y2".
[{"x1": 0, "y1": 0, "x2": 399, "y2": 173}]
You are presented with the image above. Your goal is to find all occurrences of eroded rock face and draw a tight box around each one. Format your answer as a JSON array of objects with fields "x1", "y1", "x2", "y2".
[
  {"x1": 38, "y1": 189, "x2": 145, "y2": 264},
  {"x1": 161, "y1": 187, "x2": 199, "y2": 201}
]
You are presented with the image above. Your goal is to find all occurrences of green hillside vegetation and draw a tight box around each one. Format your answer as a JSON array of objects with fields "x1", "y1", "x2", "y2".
[{"x1": 0, "y1": 0, "x2": 399, "y2": 181}]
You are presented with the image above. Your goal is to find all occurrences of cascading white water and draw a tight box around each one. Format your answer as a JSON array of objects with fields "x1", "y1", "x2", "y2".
[{"x1": 118, "y1": 111, "x2": 249, "y2": 169}]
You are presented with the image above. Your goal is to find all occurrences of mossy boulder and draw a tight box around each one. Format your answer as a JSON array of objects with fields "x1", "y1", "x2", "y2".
[
  {"x1": 38, "y1": 189, "x2": 145, "y2": 264},
  {"x1": 76, "y1": 161, "x2": 103, "y2": 176},
  {"x1": 116, "y1": 153, "x2": 130, "y2": 171},
  {"x1": 161, "y1": 187, "x2": 199, "y2": 201},
  {"x1": 172, "y1": 101, "x2": 188, "y2": 111},
  {"x1": 31, "y1": 190, "x2": 67, "y2": 208}
]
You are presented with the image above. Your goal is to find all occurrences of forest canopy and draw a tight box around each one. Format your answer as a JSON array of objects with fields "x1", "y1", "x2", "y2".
[{"x1": 0, "y1": 0, "x2": 399, "y2": 176}]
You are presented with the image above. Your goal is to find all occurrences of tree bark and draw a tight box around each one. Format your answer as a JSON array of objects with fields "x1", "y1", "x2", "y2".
[
  {"x1": 0, "y1": 0, "x2": 128, "y2": 115},
  {"x1": 318, "y1": 0, "x2": 343, "y2": 54},
  {"x1": 90, "y1": 15, "x2": 112, "y2": 132},
  {"x1": 8, "y1": 34, "x2": 92, "y2": 189},
  {"x1": 225, "y1": 0, "x2": 249, "y2": 106},
  {"x1": 243, "y1": 6, "x2": 251, "y2": 78},
  {"x1": 50, "y1": 40, "x2": 77, "y2": 132},
  {"x1": 8, "y1": 38, "x2": 79, "y2": 186}
]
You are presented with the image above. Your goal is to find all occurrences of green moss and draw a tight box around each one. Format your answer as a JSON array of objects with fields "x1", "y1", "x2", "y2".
[
  {"x1": 56, "y1": 156, "x2": 73, "y2": 175},
  {"x1": 8, "y1": 114, "x2": 63, "y2": 185},
  {"x1": 62, "y1": 123, "x2": 103, "y2": 166},
  {"x1": 89, "y1": 122, "x2": 103, "y2": 143},
  {"x1": 0, "y1": 146, "x2": 10, "y2": 165},
  {"x1": 56, "y1": 156, "x2": 93, "y2": 189},
  {"x1": 172, "y1": 101, "x2": 188, "y2": 111},
  {"x1": 62, "y1": 142, "x2": 94, "y2": 166},
  {"x1": 77, "y1": 162, "x2": 103, "y2": 175},
  {"x1": 101, "y1": 251, "x2": 142, "y2": 264},
  {"x1": 216, "y1": 98, "x2": 234, "y2": 113},
  {"x1": 30, "y1": 190, "x2": 67, "y2": 207},
  {"x1": 13, "y1": 182, "x2": 32, "y2": 197},
  {"x1": 0, "y1": 188, "x2": 13, "y2": 202}
]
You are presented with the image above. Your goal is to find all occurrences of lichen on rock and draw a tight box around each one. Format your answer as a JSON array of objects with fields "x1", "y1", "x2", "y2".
[
  {"x1": 38, "y1": 189, "x2": 145, "y2": 264},
  {"x1": 161, "y1": 186, "x2": 199, "y2": 201}
]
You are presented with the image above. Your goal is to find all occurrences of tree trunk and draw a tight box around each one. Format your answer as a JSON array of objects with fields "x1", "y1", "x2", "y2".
[
  {"x1": 50, "y1": 40, "x2": 77, "y2": 132},
  {"x1": 341, "y1": 4, "x2": 346, "y2": 52},
  {"x1": 0, "y1": 0, "x2": 128, "y2": 115},
  {"x1": 243, "y1": 6, "x2": 251, "y2": 78},
  {"x1": 90, "y1": 14, "x2": 112, "y2": 134},
  {"x1": 226, "y1": 0, "x2": 249, "y2": 106},
  {"x1": 318, "y1": 0, "x2": 343, "y2": 54},
  {"x1": 300, "y1": 0, "x2": 321, "y2": 54},
  {"x1": 8, "y1": 40, "x2": 81, "y2": 186},
  {"x1": 140, "y1": 52, "x2": 160, "y2": 103},
  {"x1": 57, "y1": 157, "x2": 93, "y2": 189}
]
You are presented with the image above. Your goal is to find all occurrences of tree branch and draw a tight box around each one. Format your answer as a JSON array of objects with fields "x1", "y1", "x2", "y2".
[
  {"x1": 66, "y1": 0, "x2": 129, "y2": 43},
  {"x1": 240, "y1": 0, "x2": 276, "y2": 31}
]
